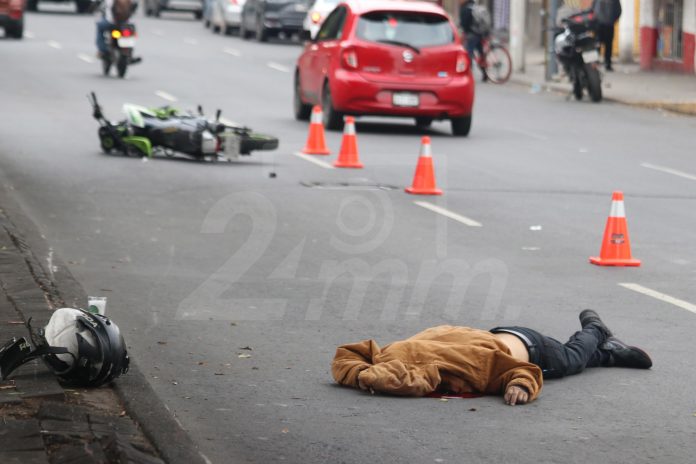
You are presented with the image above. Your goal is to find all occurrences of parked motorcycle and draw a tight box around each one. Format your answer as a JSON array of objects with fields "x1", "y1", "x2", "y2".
[
  {"x1": 102, "y1": 23, "x2": 140, "y2": 78},
  {"x1": 554, "y1": 11, "x2": 602, "y2": 102}
]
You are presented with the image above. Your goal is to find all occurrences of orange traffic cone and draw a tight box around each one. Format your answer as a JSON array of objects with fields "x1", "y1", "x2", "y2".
[
  {"x1": 405, "y1": 136, "x2": 442, "y2": 195},
  {"x1": 590, "y1": 191, "x2": 641, "y2": 266},
  {"x1": 334, "y1": 116, "x2": 363, "y2": 168},
  {"x1": 302, "y1": 106, "x2": 330, "y2": 155}
]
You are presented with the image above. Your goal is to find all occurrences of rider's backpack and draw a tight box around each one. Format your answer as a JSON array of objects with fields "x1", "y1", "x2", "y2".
[
  {"x1": 112, "y1": 0, "x2": 133, "y2": 23},
  {"x1": 471, "y1": 5, "x2": 492, "y2": 35}
]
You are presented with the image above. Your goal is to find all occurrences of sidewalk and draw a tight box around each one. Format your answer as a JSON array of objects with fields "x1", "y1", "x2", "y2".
[
  {"x1": 510, "y1": 46, "x2": 696, "y2": 116},
  {"x1": 0, "y1": 210, "x2": 164, "y2": 463}
]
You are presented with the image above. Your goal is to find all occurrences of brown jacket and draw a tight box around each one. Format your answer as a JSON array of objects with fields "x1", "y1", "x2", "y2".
[{"x1": 332, "y1": 325, "x2": 543, "y2": 400}]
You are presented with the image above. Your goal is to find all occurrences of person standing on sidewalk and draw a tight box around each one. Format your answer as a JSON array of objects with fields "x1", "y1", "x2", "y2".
[{"x1": 593, "y1": 0, "x2": 622, "y2": 71}]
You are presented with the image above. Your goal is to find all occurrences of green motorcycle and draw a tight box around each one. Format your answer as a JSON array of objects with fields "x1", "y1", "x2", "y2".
[{"x1": 89, "y1": 92, "x2": 279, "y2": 161}]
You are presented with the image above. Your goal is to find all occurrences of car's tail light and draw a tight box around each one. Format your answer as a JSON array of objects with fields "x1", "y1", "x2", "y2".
[
  {"x1": 456, "y1": 53, "x2": 469, "y2": 73},
  {"x1": 229, "y1": 0, "x2": 238, "y2": 4},
  {"x1": 311, "y1": 12, "x2": 321, "y2": 23},
  {"x1": 9, "y1": 9, "x2": 22, "y2": 19},
  {"x1": 123, "y1": 29, "x2": 132, "y2": 37},
  {"x1": 111, "y1": 30, "x2": 122, "y2": 39},
  {"x1": 342, "y1": 48, "x2": 358, "y2": 69}
]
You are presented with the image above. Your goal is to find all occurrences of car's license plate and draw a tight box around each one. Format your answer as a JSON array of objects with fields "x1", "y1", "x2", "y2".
[
  {"x1": 117, "y1": 37, "x2": 136, "y2": 48},
  {"x1": 392, "y1": 92, "x2": 419, "y2": 107},
  {"x1": 582, "y1": 49, "x2": 599, "y2": 63}
]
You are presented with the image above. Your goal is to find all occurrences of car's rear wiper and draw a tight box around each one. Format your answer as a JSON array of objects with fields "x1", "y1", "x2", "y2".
[{"x1": 377, "y1": 40, "x2": 421, "y2": 54}]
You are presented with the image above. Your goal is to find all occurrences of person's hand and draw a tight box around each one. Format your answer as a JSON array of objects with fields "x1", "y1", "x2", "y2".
[{"x1": 504, "y1": 385, "x2": 529, "y2": 406}]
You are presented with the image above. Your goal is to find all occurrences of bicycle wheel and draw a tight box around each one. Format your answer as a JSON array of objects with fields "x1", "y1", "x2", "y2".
[{"x1": 485, "y1": 44, "x2": 512, "y2": 84}]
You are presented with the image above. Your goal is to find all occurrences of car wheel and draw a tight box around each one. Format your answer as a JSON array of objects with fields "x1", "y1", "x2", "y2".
[
  {"x1": 153, "y1": 4, "x2": 161, "y2": 17},
  {"x1": 224, "y1": 25, "x2": 236, "y2": 36},
  {"x1": 26, "y1": 0, "x2": 38, "y2": 11},
  {"x1": 450, "y1": 115, "x2": 472, "y2": 137},
  {"x1": 194, "y1": 10, "x2": 203, "y2": 20},
  {"x1": 415, "y1": 117, "x2": 433, "y2": 128},
  {"x1": 256, "y1": 16, "x2": 268, "y2": 42},
  {"x1": 212, "y1": 24, "x2": 221, "y2": 33},
  {"x1": 76, "y1": 0, "x2": 91, "y2": 13},
  {"x1": 294, "y1": 73, "x2": 312, "y2": 121},
  {"x1": 6, "y1": 19, "x2": 23, "y2": 39},
  {"x1": 322, "y1": 82, "x2": 343, "y2": 131},
  {"x1": 240, "y1": 19, "x2": 250, "y2": 39}
]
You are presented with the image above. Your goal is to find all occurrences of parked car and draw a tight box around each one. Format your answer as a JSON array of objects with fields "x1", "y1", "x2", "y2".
[
  {"x1": 144, "y1": 0, "x2": 204, "y2": 19},
  {"x1": 0, "y1": 0, "x2": 24, "y2": 38},
  {"x1": 25, "y1": 0, "x2": 95, "y2": 13},
  {"x1": 240, "y1": 0, "x2": 309, "y2": 42},
  {"x1": 302, "y1": 0, "x2": 339, "y2": 39},
  {"x1": 294, "y1": 0, "x2": 474, "y2": 135},
  {"x1": 210, "y1": 0, "x2": 246, "y2": 35}
]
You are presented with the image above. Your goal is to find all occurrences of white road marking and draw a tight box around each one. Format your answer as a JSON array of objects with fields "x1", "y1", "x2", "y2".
[
  {"x1": 155, "y1": 91, "x2": 178, "y2": 102},
  {"x1": 641, "y1": 162, "x2": 696, "y2": 181},
  {"x1": 184, "y1": 38, "x2": 198, "y2": 45},
  {"x1": 619, "y1": 283, "x2": 696, "y2": 315},
  {"x1": 267, "y1": 62, "x2": 291, "y2": 73},
  {"x1": 223, "y1": 47, "x2": 241, "y2": 57},
  {"x1": 47, "y1": 40, "x2": 62, "y2": 49},
  {"x1": 78, "y1": 53, "x2": 95, "y2": 64},
  {"x1": 293, "y1": 152, "x2": 334, "y2": 169},
  {"x1": 153, "y1": 29, "x2": 165, "y2": 36},
  {"x1": 414, "y1": 201, "x2": 482, "y2": 227},
  {"x1": 25, "y1": 31, "x2": 35, "y2": 39}
]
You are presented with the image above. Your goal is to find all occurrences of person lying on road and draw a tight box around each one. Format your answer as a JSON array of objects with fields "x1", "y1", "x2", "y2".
[{"x1": 332, "y1": 310, "x2": 652, "y2": 405}]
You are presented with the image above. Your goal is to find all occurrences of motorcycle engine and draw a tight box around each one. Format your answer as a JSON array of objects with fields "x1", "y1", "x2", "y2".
[{"x1": 200, "y1": 130, "x2": 218, "y2": 155}]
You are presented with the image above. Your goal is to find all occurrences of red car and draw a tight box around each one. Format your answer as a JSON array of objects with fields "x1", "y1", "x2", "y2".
[
  {"x1": 294, "y1": 0, "x2": 474, "y2": 136},
  {"x1": 0, "y1": 0, "x2": 24, "y2": 39}
]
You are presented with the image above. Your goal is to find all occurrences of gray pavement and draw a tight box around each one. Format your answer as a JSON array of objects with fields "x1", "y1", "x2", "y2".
[
  {"x1": 511, "y1": 46, "x2": 696, "y2": 115},
  {"x1": 2, "y1": 7, "x2": 696, "y2": 464}
]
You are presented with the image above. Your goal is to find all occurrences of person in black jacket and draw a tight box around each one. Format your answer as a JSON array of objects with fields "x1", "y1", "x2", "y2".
[
  {"x1": 459, "y1": 0, "x2": 489, "y2": 82},
  {"x1": 593, "y1": 0, "x2": 622, "y2": 71}
]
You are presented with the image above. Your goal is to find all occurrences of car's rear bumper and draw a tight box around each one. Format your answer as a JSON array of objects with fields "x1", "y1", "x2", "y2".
[
  {"x1": 160, "y1": 0, "x2": 202, "y2": 12},
  {"x1": 330, "y1": 70, "x2": 475, "y2": 118}
]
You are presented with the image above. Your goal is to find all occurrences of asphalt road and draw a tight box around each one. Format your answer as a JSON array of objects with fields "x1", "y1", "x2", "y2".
[{"x1": 1, "y1": 6, "x2": 696, "y2": 464}]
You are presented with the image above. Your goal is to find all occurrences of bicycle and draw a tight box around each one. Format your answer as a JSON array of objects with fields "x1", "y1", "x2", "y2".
[{"x1": 474, "y1": 35, "x2": 512, "y2": 84}]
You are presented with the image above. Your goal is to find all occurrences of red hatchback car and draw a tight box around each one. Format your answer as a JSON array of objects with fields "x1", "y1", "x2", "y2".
[{"x1": 294, "y1": 0, "x2": 474, "y2": 136}]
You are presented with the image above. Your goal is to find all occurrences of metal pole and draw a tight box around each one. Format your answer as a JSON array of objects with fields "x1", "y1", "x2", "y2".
[
  {"x1": 510, "y1": 0, "x2": 527, "y2": 73},
  {"x1": 545, "y1": 0, "x2": 559, "y2": 81}
]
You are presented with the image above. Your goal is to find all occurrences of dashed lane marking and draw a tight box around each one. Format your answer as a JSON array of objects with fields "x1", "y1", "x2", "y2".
[
  {"x1": 155, "y1": 91, "x2": 178, "y2": 102},
  {"x1": 267, "y1": 62, "x2": 291, "y2": 73},
  {"x1": 414, "y1": 201, "x2": 482, "y2": 227},
  {"x1": 47, "y1": 40, "x2": 62, "y2": 49},
  {"x1": 223, "y1": 47, "x2": 241, "y2": 57},
  {"x1": 641, "y1": 162, "x2": 696, "y2": 181},
  {"x1": 78, "y1": 53, "x2": 95, "y2": 64},
  {"x1": 503, "y1": 127, "x2": 548, "y2": 141},
  {"x1": 619, "y1": 283, "x2": 696, "y2": 315},
  {"x1": 293, "y1": 152, "x2": 334, "y2": 169}
]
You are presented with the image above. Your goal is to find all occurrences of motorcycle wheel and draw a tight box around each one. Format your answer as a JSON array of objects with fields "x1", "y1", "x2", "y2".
[
  {"x1": 239, "y1": 132, "x2": 279, "y2": 154},
  {"x1": 585, "y1": 64, "x2": 602, "y2": 102},
  {"x1": 117, "y1": 54, "x2": 129, "y2": 78}
]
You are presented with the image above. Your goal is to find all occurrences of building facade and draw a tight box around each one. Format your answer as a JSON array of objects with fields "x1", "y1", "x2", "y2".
[{"x1": 640, "y1": 0, "x2": 696, "y2": 73}]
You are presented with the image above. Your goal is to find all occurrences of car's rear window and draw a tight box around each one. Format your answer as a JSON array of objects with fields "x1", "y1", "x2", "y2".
[{"x1": 355, "y1": 12, "x2": 454, "y2": 48}]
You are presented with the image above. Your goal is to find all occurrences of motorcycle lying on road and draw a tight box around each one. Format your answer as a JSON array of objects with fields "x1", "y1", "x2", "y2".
[
  {"x1": 88, "y1": 92, "x2": 279, "y2": 161},
  {"x1": 101, "y1": 22, "x2": 141, "y2": 78},
  {"x1": 553, "y1": 11, "x2": 602, "y2": 102}
]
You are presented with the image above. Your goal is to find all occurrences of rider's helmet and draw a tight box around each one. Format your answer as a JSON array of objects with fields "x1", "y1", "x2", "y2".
[{"x1": 0, "y1": 308, "x2": 129, "y2": 387}]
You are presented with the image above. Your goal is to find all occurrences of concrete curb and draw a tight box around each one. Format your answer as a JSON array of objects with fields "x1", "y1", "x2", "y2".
[
  {"x1": 509, "y1": 73, "x2": 696, "y2": 116},
  {"x1": 0, "y1": 192, "x2": 207, "y2": 464}
]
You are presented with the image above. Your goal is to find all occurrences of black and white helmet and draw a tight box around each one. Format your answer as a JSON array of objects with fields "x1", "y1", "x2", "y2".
[{"x1": 0, "y1": 308, "x2": 129, "y2": 387}]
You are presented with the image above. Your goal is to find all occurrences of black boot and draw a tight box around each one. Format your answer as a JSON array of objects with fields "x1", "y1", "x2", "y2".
[
  {"x1": 579, "y1": 309, "x2": 613, "y2": 340},
  {"x1": 600, "y1": 337, "x2": 652, "y2": 369}
]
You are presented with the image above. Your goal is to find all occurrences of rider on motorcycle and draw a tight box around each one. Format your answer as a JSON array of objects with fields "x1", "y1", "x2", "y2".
[{"x1": 95, "y1": 0, "x2": 139, "y2": 59}]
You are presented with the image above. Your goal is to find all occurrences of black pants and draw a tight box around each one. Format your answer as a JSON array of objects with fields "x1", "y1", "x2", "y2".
[
  {"x1": 597, "y1": 23, "x2": 615, "y2": 67},
  {"x1": 491, "y1": 325, "x2": 609, "y2": 379}
]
